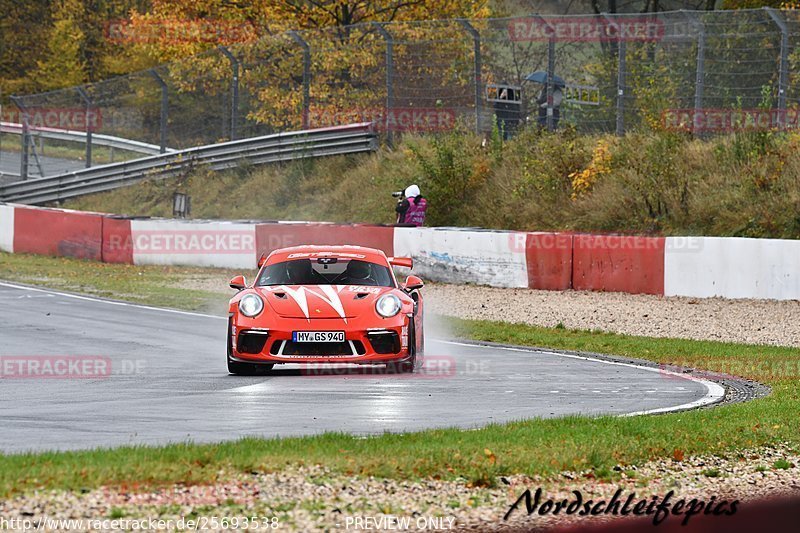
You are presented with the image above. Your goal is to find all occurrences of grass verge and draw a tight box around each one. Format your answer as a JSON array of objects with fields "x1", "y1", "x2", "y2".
[{"x1": 0, "y1": 252, "x2": 798, "y2": 498}]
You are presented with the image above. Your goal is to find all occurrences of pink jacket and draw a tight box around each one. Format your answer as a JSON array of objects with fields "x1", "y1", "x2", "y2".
[{"x1": 404, "y1": 196, "x2": 428, "y2": 227}]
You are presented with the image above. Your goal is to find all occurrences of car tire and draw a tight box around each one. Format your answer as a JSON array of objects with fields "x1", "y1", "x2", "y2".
[{"x1": 227, "y1": 357, "x2": 274, "y2": 376}]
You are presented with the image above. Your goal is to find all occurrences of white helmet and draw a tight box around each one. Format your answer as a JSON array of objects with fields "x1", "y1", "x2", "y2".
[{"x1": 404, "y1": 184, "x2": 421, "y2": 198}]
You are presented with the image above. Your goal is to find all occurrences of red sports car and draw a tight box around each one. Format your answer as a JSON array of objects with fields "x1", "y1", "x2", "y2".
[{"x1": 227, "y1": 245, "x2": 424, "y2": 375}]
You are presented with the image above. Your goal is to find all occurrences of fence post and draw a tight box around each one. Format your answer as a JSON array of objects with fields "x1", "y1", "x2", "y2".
[
  {"x1": 765, "y1": 7, "x2": 789, "y2": 128},
  {"x1": 546, "y1": 35, "x2": 556, "y2": 132},
  {"x1": 76, "y1": 87, "x2": 93, "y2": 167},
  {"x1": 10, "y1": 96, "x2": 28, "y2": 180},
  {"x1": 458, "y1": 20, "x2": 482, "y2": 133},
  {"x1": 530, "y1": 16, "x2": 558, "y2": 132},
  {"x1": 149, "y1": 69, "x2": 169, "y2": 153},
  {"x1": 288, "y1": 31, "x2": 311, "y2": 130},
  {"x1": 603, "y1": 15, "x2": 626, "y2": 136},
  {"x1": 693, "y1": 19, "x2": 705, "y2": 120},
  {"x1": 218, "y1": 46, "x2": 240, "y2": 141},
  {"x1": 373, "y1": 23, "x2": 394, "y2": 144}
]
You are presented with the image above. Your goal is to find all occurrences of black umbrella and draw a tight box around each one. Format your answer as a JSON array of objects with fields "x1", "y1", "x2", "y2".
[{"x1": 525, "y1": 71, "x2": 566, "y2": 87}]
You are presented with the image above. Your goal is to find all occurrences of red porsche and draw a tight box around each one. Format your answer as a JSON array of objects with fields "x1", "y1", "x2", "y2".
[{"x1": 226, "y1": 245, "x2": 424, "y2": 375}]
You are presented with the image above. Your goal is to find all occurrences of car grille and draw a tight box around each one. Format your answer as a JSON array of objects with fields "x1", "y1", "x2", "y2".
[
  {"x1": 237, "y1": 331, "x2": 269, "y2": 354},
  {"x1": 270, "y1": 340, "x2": 366, "y2": 357},
  {"x1": 367, "y1": 331, "x2": 401, "y2": 354}
]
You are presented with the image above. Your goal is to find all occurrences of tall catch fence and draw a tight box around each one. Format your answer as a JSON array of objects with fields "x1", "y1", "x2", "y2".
[{"x1": 6, "y1": 8, "x2": 800, "y2": 179}]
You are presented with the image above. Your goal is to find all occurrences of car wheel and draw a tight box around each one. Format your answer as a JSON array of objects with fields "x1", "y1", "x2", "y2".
[{"x1": 227, "y1": 357, "x2": 274, "y2": 376}]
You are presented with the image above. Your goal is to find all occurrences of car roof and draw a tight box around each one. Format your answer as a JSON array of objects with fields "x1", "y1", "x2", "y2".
[{"x1": 265, "y1": 245, "x2": 389, "y2": 265}]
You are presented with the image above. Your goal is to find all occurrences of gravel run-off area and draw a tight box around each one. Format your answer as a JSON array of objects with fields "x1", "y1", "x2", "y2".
[
  {"x1": 4, "y1": 282, "x2": 799, "y2": 531},
  {"x1": 1, "y1": 446, "x2": 798, "y2": 531},
  {"x1": 423, "y1": 284, "x2": 800, "y2": 348}
]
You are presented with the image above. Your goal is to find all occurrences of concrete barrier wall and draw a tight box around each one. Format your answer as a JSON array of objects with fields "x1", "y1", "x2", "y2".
[
  {"x1": 524, "y1": 232, "x2": 573, "y2": 290},
  {"x1": 13, "y1": 205, "x2": 103, "y2": 261},
  {"x1": 665, "y1": 236, "x2": 800, "y2": 300},
  {"x1": 129, "y1": 220, "x2": 257, "y2": 269},
  {"x1": 0, "y1": 204, "x2": 13, "y2": 253},
  {"x1": 572, "y1": 234, "x2": 665, "y2": 295},
  {"x1": 3, "y1": 203, "x2": 800, "y2": 301},
  {"x1": 256, "y1": 223, "x2": 394, "y2": 259},
  {"x1": 393, "y1": 227, "x2": 529, "y2": 288},
  {"x1": 101, "y1": 217, "x2": 133, "y2": 264}
]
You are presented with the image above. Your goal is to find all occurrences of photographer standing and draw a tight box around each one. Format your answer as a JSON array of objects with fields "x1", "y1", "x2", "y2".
[{"x1": 395, "y1": 184, "x2": 428, "y2": 227}]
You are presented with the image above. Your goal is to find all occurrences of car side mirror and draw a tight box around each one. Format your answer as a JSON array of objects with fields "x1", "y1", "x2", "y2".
[
  {"x1": 404, "y1": 275, "x2": 424, "y2": 292},
  {"x1": 229, "y1": 275, "x2": 247, "y2": 291}
]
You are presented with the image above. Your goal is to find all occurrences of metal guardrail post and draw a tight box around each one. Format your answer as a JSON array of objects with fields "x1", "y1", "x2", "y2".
[
  {"x1": 218, "y1": 46, "x2": 240, "y2": 141},
  {"x1": 765, "y1": 8, "x2": 789, "y2": 128},
  {"x1": 372, "y1": 23, "x2": 394, "y2": 144},
  {"x1": 149, "y1": 69, "x2": 169, "y2": 153},
  {"x1": 76, "y1": 87, "x2": 93, "y2": 167},
  {"x1": 10, "y1": 96, "x2": 28, "y2": 180},
  {"x1": 458, "y1": 20, "x2": 482, "y2": 133},
  {"x1": 288, "y1": 31, "x2": 311, "y2": 130}
]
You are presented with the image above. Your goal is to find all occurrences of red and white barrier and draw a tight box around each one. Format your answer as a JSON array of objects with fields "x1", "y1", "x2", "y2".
[
  {"x1": 256, "y1": 222, "x2": 395, "y2": 259},
  {"x1": 0, "y1": 204, "x2": 13, "y2": 253},
  {"x1": 13, "y1": 205, "x2": 104, "y2": 261},
  {"x1": 572, "y1": 234, "x2": 665, "y2": 295},
  {"x1": 394, "y1": 227, "x2": 529, "y2": 288},
  {"x1": 664, "y1": 236, "x2": 800, "y2": 300},
  {"x1": 1, "y1": 202, "x2": 799, "y2": 301},
  {"x1": 129, "y1": 220, "x2": 257, "y2": 269}
]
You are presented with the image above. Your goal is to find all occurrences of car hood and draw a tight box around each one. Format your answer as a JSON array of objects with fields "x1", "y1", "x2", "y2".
[{"x1": 256, "y1": 284, "x2": 395, "y2": 320}]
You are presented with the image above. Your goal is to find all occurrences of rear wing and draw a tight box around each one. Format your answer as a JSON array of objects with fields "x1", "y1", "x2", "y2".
[{"x1": 388, "y1": 257, "x2": 413, "y2": 269}]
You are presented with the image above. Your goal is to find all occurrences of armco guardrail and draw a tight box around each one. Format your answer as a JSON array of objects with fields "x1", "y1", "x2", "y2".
[
  {"x1": 1, "y1": 122, "x2": 169, "y2": 156},
  {"x1": 0, "y1": 123, "x2": 377, "y2": 205}
]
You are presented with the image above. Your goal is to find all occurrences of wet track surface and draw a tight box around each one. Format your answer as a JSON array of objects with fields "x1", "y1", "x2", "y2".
[
  {"x1": 0, "y1": 151, "x2": 86, "y2": 181},
  {"x1": 0, "y1": 282, "x2": 717, "y2": 453}
]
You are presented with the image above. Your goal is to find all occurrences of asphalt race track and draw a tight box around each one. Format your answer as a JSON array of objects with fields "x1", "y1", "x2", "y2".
[
  {"x1": 0, "y1": 281, "x2": 722, "y2": 454},
  {"x1": 0, "y1": 151, "x2": 86, "y2": 181}
]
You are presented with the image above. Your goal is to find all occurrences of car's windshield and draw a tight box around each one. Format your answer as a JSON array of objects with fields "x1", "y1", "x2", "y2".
[{"x1": 256, "y1": 258, "x2": 395, "y2": 287}]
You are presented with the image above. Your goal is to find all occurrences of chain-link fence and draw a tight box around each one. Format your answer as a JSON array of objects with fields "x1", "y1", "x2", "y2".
[{"x1": 6, "y1": 8, "x2": 800, "y2": 179}]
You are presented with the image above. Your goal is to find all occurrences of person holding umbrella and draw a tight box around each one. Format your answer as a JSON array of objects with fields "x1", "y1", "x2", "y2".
[{"x1": 526, "y1": 71, "x2": 566, "y2": 130}]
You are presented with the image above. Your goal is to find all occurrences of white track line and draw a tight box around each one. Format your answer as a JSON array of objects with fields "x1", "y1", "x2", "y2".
[
  {"x1": 0, "y1": 280, "x2": 726, "y2": 416},
  {"x1": 439, "y1": 340, "x2": 726, "y2": 416},
  {"x1": 0, "y1": 281, "x2": 224, "y2": 320}
]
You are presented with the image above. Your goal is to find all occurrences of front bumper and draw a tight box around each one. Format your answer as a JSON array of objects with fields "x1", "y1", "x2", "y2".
[{"x1": 229, "y1": 315, "x2": 411, "y2": 365}]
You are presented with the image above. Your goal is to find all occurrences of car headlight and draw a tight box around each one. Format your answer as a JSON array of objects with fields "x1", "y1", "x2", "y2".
[
  {"x1": 238, "y1": 294, "x2": 264, "y2": 317},
  {"x1": 376, "y1": 294, "x2": 402, "y2": 318}
]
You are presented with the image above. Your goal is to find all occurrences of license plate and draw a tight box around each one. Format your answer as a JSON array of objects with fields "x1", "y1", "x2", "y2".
[{"x1": 292, "y1": 331, "x2": 345, "y2": 343}]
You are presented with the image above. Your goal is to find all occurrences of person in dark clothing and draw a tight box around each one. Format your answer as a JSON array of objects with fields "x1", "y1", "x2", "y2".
[
  {"x1": 536, "y1": 85, "x2": 563, "y2": 129},
  {"x1": 395, "y1": 184, "x2": 428, "y2": 227}
]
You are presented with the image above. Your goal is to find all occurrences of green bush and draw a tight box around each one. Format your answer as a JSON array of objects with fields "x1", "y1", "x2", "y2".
[{"x1": 66, "y1": 126, "x2": 800, "y2": 240}]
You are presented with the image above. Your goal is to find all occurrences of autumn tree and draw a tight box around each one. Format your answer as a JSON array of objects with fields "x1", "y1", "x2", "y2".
[{"x1": 34, "y1": 0, "x2": 90, "y2": 90}]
